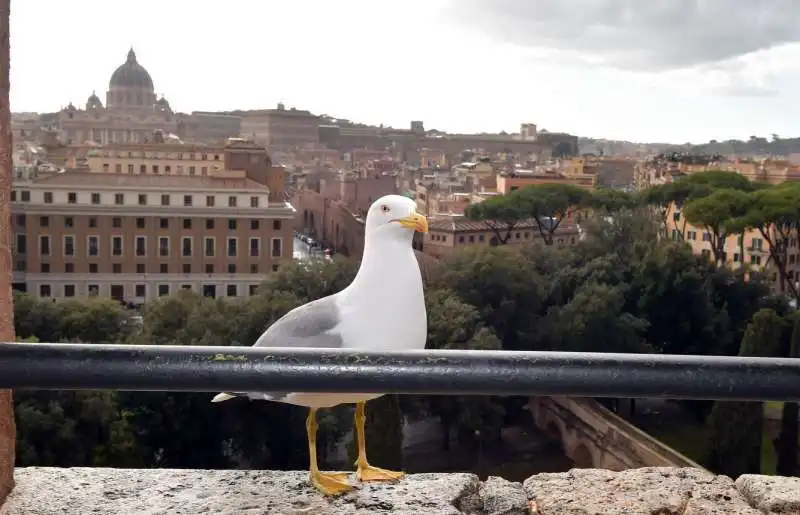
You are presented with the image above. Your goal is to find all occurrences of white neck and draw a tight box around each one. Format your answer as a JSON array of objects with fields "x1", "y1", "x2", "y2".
[{"x1": 343, "y1": 232, "x2": 421, "y2": 300}]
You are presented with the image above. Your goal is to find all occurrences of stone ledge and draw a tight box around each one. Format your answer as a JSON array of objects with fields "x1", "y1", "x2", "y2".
[{"x1": 0, "y1": 467, "x2": 798, "y2": 514}]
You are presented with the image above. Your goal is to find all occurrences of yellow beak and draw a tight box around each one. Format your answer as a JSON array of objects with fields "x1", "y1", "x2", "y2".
[{"x1": 395, "y1": 212, "x2": 428, "y2": 233}]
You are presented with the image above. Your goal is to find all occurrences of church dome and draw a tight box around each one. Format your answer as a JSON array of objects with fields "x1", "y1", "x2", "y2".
[{"x1": 109, "y1": 48, "x2": 154, "y2": 89}]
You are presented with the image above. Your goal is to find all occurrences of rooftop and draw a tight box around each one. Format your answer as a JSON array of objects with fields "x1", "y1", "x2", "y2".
[
  {"x1": 427, "y1": 217, "x2": 580, "y2": 234},
  {"x1": 29, "y1": 172, "x2": 267, "y2": 191}
]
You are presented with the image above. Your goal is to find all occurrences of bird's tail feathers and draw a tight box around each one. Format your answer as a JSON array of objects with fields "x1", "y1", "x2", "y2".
[{"x1": 211, "y1": 392, "x2": 238, "y2": 403}]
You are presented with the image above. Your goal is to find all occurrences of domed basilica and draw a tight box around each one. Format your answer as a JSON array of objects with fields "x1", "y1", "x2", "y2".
[{"x1": 57, "y1": 48, "x2": 177, "y2": 145}]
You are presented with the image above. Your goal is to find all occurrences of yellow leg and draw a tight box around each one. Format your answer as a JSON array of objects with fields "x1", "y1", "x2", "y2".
[
  {"x1": 354, "y1": 401, "x2": 405, "y2": 482},
  {"x1": 306, "y1": 408, "x2": 353, "y2": 496}
]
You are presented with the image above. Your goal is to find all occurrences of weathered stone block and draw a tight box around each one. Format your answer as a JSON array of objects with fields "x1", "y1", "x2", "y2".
[
  {"x1": 0, "y1": 390, "x2": 13, "y2": 507},
  {"x1": 735, "y1": 474, "x2": 800, "y2": 514},
  {"x1": 524, "y1": 467, "x2": 759, "y2": 515}
]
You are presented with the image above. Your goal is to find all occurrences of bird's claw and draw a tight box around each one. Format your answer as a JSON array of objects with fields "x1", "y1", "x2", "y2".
[
  {"x1": 356, "y1": 464, "x2": 405, "y2": 482},
  {"x1": 310, "y1": 471, "x2": 355, "y2": 496}
]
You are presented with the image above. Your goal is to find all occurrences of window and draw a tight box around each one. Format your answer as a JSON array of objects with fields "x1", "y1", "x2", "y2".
[
  {"x1": 136, "y1": 263, "x2": 145, "y2": 274},
  {"x1": 43, "y1": 192, "x2": 52, "y2": 204},
  {"x1": 228, "y1": 196, "x2": 237, "y2": 207},
  {"x1": 15, "y1": 234, "x2": 26, "y2": 254},
  {"x1": 161, "y1": 194, "x2": 170, "y2": 206},
  {"x1": 39, "y1": 235, "x2": 51, "y2": 256},
  {"x1": 182, "y1": 263, "x2": 191, "y2": 274},
  {"x1": 228, "y1": 219, "x2": 237, "y2": 230},
  {"x1": 68, "y1": 192, "x2": 77, "y2": 204},
  {"x1": 205, "y1": 264, "x2": 214, "y2": 274},
  {"x1": 273, "y1": 220, "x2": 282, "y2": 231},
  {"x1": 189, "y1": 166, "x2": 196, "y2": 175},
  {"x1": 271, "y1": 237, "x2": 283, "y2": 258},
  {"x1": 202, "y1": 284, "x2": 216, "y2": 298},
  {"x1": 89, "y1": 263, "x2": 98, "y2": 273},
  {"x1": 40, "y1": 263, "x2": 50, "y2": 273},
  {"x1": 181, "y1": 237, "x2": 192, "y2": 257},
  {"x1": 227, "y1": 237, "x2": 237, "y2": 257},
  {"x1": 205, "y1": 219, "x2": 215, "y2": 229},
  {"x1": 160, "y1": 264, "x2": 169, "y2": 274},
  {"x1": 158, "y1": 284, "x2": 170, "y2": 297},
  {"x1": 63, "y1": 236, "x2": 75, "y2": 256},
  {"x1": 128, "y1": 164, "x2": 134, "y2": 174},
  {"x1": 153, "y1": 165, "x2": 159, "y2": 174},
  {"x1": 204, "y1": 237, "x2": 215, "y2": 257},
  {"x1": 115, "y1": 164, "x2": 122, "y2": 173},
  {"x1": 63, "y1": 285, "x2": 76, "y2": 298},
  {"x1": 227, "y1": 264, "x2": 237, "y2": 274},
  {"x1": 88, "y1": 284, "x2": 99, "y2": 296},
  {"x1": 91, "y1": 193, "x2": 101, "y2": 205},
  {"x1": 39, "y1": 284, "x2": 51, "y2": 298},
  {"x1": 136, "y1": 218, "x2": 146, "y2": 229},
  {"x1": 206, "y1": 195, "x2": 215, "y2": 207},
  {"x1": 112, "y1": 236, "x2": 123, "y2": 256},
  {"x1": 183, "y1": 195, "x2": 192, "y2": 206},
  {"x1": 183, "y1": 218, "x2": 192, "y2": 229},
  {"x1": 272, "y1": 264, "x2": 280, "y2": 272},
  {"x1": 65, "y1": 263, "x2": 74, "y2": 273},
  {"x1": 159, "y1": 218, "x2": 169, "y2": 229},
  {"x1": 226, "y1": 285, "x2": 238, "y2": 297},
  {"x1": 112, "y1": 217, "x2": 122, "y2": 228},
  {"x1": 115, "y1": 193, "x2": 124, "y2": 205},
  {"x1": 249, "y1": 285, "x2": 259, "y2": 296},
  {"x1": 89, "y1": 217, "x2": 97, "y2": 228},
  {"x1": 138, "y1": 194, "x2": 147, "y2": 205},
  {"x1": 249, "y1": 237, "x2": 260, "y2": 257},
  {"x1": 112, "y1": 263, "x2": 122, "y2": 273},
  {"x1": 135, "y1": 284, "x2": 146, "y2": 298},
  {"x1": 250, "y1": 196, "x2": 259, "y2": 208},
  {"x1": 250, "y1": 219, "x2": 259, "y2": 230},
  {"x1": 87, "y1": 236, "x2": 99, "y2": 256},
  {"x1": 15, "y1": 214, "x2": 25, "y2": 227},
  {"x1": 135, "y1": 236, "x2": 146, "y2": 256},
  {"x1": 39, "y1": 216, "x2": 49, "y2": 227},
  {"x1": 250, "y1": 264, "x2": 258, "y2": 273},
  {"x1": 159, "y1": 236, "x2": 169, "y2": 257}
]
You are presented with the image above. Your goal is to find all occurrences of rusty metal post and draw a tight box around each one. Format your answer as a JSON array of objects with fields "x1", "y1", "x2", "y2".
[{"x1": 0, "y1": 0, "x2": 15, "y2": 506}]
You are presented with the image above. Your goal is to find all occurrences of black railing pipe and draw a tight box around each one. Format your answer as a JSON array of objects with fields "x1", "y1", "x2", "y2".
[{"x1": 0, "y1": 342, "x2": 799, "y2": 401}]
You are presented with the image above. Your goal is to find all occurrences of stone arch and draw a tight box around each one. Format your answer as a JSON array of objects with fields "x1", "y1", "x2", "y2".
[{"x1": 572, "y1": 443, "x2": 594, "y2": 468}]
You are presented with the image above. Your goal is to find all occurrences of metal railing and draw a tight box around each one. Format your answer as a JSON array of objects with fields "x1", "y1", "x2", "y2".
[{"x1": 0, "y1": 342, "x2": 799, "y2": 401}]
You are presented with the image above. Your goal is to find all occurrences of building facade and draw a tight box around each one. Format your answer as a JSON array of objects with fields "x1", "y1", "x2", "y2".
[{"x1": 11, "y1": 140, "x2": 295, "y2": 304}]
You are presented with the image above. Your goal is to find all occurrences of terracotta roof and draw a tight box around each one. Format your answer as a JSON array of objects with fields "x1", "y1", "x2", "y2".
[
  {"x1": 31, "y1": 172, "x2": 267, "y2": 190},
  {"x1": 428, "y1": 217, "x2": 579, "y2": 234}
]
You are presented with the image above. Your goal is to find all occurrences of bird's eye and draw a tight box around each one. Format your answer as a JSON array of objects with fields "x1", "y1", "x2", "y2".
[{"x1": 380, "y1": 205, "x2": 391, "y2": 213}]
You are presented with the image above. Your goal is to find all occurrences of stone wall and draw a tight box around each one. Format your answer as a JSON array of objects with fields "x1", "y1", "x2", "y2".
[
  {"x1": 2, "y1": 467, "x2": 798, "y2": 514},
  {"x1": 0, "y1": 392, "x2": 12, "y2": 506}
]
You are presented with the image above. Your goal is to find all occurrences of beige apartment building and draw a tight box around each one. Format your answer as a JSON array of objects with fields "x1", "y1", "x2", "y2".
[{"x1": 11, "y1": 139, "x2": 295, "y2": 304}]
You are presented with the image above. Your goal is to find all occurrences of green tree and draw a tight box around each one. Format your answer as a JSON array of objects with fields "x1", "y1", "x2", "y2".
[
  {"x1": 515, "y1": 183, "x2": 591, "y2": 245},
  {"x1": 588, "y1": 188, "x2": 638, "y2": 213},
  {"x1": 682, "y1": 188, "x2": 752, "y2": 266},
  {"x1": 408, "y1": 287, "x2": 506, "y2": 451},
  {"x1": 739, "y1": 182, "x2": 800, "y2": 302},
  {"x1": 777, "y1": 314, "x2": 800, "y2": 476},
  {"x1": 705, "y1": 309, "x2": 785, "y2": 477},
  {"x1": 464, "y1": 191, "x2": 529, "y2": 244}
]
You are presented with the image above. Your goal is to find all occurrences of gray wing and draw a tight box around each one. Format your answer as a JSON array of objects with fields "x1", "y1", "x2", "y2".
[
  {"x1": 254, "y1": 294, "x2": 344, "y2": 349},
  {"x1": 215, "y1": 296, "x2": 345, "y2": 403}
]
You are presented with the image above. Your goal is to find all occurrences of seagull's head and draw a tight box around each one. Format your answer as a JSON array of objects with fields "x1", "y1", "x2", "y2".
[{"x1": 365, "y1": 194, "x2": 428, "y2": 243}]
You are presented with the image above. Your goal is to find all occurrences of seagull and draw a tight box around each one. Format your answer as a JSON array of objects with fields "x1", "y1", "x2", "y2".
[{"x1": 211, "y1": 194, "x2": 429, "y2": 496}]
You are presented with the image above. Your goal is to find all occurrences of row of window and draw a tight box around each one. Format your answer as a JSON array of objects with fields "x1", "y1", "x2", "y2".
[
  {"x1": 24, "y1": 262, "x2": 278, "y2": 274},
  {"x1": 94, "y1": 151, "x2": 222, "y2": 161},
  {"x1": 101, "y1": 163, "x2": 218, "y2": 175},
  {"x1": 678, "y1": 230, "x2": 766, "y2": 250},
  {"x1": 19, "y1": 234, "x2": 284, "y2": 259},
  {"x1": 19, "y1": 215, "x2": 281, "y2": 231},
  {"x1": 12, "y1": 190, "x2": 264, "y2": 208},
  {"x1": 38, "y1": 282, "x2": 258, "y2": 299}
]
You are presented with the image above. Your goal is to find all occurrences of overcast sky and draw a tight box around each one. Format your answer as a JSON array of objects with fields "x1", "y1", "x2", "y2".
[{"x1": 9, "y1": 0, "x2": 800, "y2": 143}]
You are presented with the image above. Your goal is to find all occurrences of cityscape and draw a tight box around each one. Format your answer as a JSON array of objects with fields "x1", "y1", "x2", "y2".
[{"x1": 3, "y1": 1, "x2": 800, "y2": 513}]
